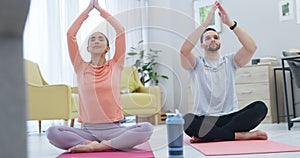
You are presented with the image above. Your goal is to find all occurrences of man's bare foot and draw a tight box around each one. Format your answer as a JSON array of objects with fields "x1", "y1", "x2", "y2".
[
  {"x1": 235, "y1": 130, "x2": 268, "y2": 141},
  {"x1": 68, "y1": 140, "x2": 112, "y2": 153},
  {"x1": 190, "y1": 136, "x2": 203, "y2": 143}
]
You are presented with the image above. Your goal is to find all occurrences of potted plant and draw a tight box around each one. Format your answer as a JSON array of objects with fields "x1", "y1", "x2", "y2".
[{"x1": 127, "y1": 40, "x2": 168, "y2": 85}]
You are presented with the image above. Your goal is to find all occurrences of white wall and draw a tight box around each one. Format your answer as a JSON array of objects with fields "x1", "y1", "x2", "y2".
[
  {"x1": 147, "y1": 0, "x2": 195, "y2": 114},
  {"x1": 147, "y1": 0, "x2": 300, "y2": 114},
  {"x1": 221, "y1": 0, "x2": 300, "y2": 59}
]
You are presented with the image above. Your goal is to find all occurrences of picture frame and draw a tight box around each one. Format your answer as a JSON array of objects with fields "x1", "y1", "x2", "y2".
[
  {"x1": 193, "y1": 0, "x2": 222, "y2": 32},
  {"x1": 278, "y1": 0, "x2": 294, "y2": 21}
]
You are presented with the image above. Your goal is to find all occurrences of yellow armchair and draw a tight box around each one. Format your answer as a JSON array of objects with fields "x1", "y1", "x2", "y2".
[
  {"x1": 24, "y1": 59, "x2": 78, "y2": 133},
  {"x1": 121, "y1": 66, "x2": 161, "y2": 125}
]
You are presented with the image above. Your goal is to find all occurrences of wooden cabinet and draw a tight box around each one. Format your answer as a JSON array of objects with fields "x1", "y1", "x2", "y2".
[{"x1": 235, "y1": 65, "x2": 277, "y2": 123}]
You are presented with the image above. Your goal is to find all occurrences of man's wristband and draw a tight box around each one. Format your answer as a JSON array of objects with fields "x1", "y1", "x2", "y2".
[{"x1": 229, "y1": 21, "x2": 237, "y2": 30}]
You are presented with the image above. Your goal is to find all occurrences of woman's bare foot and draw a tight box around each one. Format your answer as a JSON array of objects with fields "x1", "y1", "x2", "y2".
[
  {"x1": 68, "y1": 140, "x2": 112, "y2": 153},
  {"x1": 235, "y1": 130, "x2": 268, "y2": 141},
  {"x1": 190, "y1": 136, "x2": 203, "y2": 143}
]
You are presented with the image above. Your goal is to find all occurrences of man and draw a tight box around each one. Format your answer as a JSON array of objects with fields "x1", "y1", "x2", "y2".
[{"x1": 180, "y1": 1, "x2": 268, "y2": 142}]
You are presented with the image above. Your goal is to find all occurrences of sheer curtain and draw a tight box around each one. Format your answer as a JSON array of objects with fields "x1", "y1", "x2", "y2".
[
  {"x1": 24, "y1": 0, "x2": 80, "y2": 85},
  {"x1": 24, "y1": 0, "x2": 81, "y2": 132},
  {"x1": 105, "y1": 0, "x2": 148, "y2": 65}
]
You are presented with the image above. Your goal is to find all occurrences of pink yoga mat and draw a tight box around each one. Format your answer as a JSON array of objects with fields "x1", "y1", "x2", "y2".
[
  {"x1": 57, "y1": 142, "x2": 154, "y2": 158},
  {"x1": 184, "y1": 136, "x2": 300, "y2": 156}
]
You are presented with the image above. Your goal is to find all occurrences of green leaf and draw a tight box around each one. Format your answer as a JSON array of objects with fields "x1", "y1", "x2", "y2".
[
  {"x1": 161, "y1": 75, "x2": 169, "y2": 79},
  {"x1": 141, "y1": 50, "x2": 145, "y2": 54},
  {"x1": 138, "y1": 40, "x2": 143, "y2": 44},
  {"x1": 127, "y1": 52, "x2": 138, "y2": 56},
  {"x1": 134, "y1": 60, "x2": 142, "y2": 68}
]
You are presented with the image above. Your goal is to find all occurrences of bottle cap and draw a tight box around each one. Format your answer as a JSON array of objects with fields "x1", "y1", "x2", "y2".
[
  {"x1": 166, "y1": 109, "x2": 184, "y2": 125},
  {"x1": 175, "y1": 109, "x2": 182, "y2": 117}
]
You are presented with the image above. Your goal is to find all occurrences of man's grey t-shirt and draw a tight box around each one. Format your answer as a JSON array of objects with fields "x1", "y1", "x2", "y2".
[{"x1": 189, "y1": 53, "x2": 240, "y2": 116}]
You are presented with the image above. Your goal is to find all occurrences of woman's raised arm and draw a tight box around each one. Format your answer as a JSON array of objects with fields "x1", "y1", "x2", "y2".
[{"x1": 94, "y1": 0, "x2": 126, "y2": 63}]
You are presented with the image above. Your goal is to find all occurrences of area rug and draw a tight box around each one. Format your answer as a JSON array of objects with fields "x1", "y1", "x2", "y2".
[
  {"x1": 57, "y1": 142, "x2": 154, "y2": 158},
  {"x1": 184, "y1": 136, "x2": 300, "y2": 156}
]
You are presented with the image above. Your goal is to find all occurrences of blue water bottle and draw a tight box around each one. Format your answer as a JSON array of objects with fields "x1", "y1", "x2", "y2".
[{"x1": 166, "y1": 109, "x2": 185, "y2": 158}]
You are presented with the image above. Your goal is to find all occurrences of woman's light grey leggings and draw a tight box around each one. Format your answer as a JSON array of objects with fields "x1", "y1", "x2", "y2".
[{"x1": 46, "y1": 122, "x2": 153, "y2": 150}]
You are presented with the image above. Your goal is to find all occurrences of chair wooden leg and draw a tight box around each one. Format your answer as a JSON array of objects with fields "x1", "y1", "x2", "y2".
[
  {"x1": 64, "y1": 120, "x2": 68, "y2": 126},
  {"x1": 38, "y1": 120, "x2": 41, "y2": 133},
  {"x1": 136, "y1": 115, "x2": 159, "y2": 125},
  {"x1": 153, "y1": 114, "x2": 159, "y2": 125},
  {"x1": 70, "y1": 119, "x2": 75, "y2": 127}
]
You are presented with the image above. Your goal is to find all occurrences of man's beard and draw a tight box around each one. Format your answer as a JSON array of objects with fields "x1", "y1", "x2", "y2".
[{"x1": 206, "y1": 43, "x2": 220, "y2": 51}]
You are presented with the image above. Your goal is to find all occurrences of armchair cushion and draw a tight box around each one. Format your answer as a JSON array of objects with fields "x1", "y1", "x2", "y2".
[
  {"x1": 120, "y1": 66, "x2": 161, "y2": 118},
  {"x1": 121, "y1": 66, "x2": 142, "y2": 92},
  {"x1": 27, "y1": 83, "x2": 77, "y2": 119},
  {"x1": 121, "y1": 93, "x2": 158, "y2": 115}
]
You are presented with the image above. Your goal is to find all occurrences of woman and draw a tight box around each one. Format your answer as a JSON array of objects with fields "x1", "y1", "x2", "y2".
[{"x1": 46, "y1": 0, "x2": 153, "y2": 153}]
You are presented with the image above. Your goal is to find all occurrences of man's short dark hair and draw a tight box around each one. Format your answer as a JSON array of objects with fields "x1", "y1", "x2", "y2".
[{"x1": 200, "y1": 28, "x2": 217, "y2": 43}]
